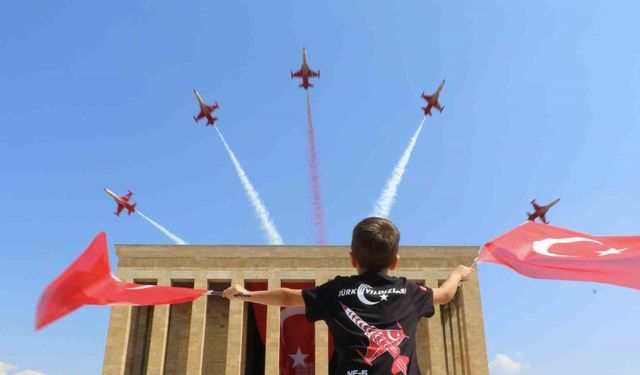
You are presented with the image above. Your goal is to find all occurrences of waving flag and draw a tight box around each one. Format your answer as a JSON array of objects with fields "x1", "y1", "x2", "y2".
[
  {"x1": 247, "y1": 282, "x2": 318, "y2": 374},
  {"x1": 36, "y1": 232, "x2": 207, "y2": 330},
  {"x1": 478, "y1": 222, "x2": 640, "y2": 290}
]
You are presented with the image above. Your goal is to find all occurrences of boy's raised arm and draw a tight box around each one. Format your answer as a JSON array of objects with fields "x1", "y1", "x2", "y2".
[
  {"x1": 223, "y1": 284, "x2": 305, "y2": 306},
  {"x1": 433, "y1": 265, "x2": 474, "y2": 305}
]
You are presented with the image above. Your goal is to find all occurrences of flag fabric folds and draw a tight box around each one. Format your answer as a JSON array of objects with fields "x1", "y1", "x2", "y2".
[
  {"x1": 36, "y1": 232, "x2": 207, "y2": 330},
  {"x1": 478, "y1": 221, "x2": 640, "y2": 290}
]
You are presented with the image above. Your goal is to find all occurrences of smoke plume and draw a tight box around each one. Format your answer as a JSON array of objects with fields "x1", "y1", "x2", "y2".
[
  {"x1": 371, "y1": 117, "x2": 426, "y2": 218},
  {"x1": 306, "y1": 92, "x2": 326, "y2": 244},
  {"x1": 215, "y1": 127, "x2": 284, "y2": 245},
  {"x1": 137, "y1": 211, "x2": 188, "y2": 245}
]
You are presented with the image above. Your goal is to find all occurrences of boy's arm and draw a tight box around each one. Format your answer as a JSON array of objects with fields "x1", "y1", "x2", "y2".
[
  {"x1": 223, "y1": 284, "x2": 305, "y2": 306},
  {"x1": 433, "y1": 265, "x2": 474, "y2": 305}
]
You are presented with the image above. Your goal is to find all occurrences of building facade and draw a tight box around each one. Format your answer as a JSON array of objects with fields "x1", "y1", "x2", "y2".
[{"x1": 102, "y1": 245, "x2": 489, "y2": 375}]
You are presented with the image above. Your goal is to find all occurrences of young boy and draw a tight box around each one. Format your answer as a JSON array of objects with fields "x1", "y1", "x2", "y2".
[{"x1": 224, "y1": 217, "x2": 474, "y2": 375}]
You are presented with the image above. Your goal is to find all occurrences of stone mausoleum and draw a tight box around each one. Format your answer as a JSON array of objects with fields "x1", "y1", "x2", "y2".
[{"x1": 102, "y1": 244, "x2": 489, "y2": 375}]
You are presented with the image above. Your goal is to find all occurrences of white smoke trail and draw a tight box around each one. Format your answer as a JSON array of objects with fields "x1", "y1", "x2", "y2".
[
  {"x1": 136, "y1": 211, "x2": 188, "y2": 245},
  {"x1": 215, "y1": 126, "x2": 284, "y2": 245},
  {"x1": 371, "y1": 117, "x2": 426, "y2": 218}
]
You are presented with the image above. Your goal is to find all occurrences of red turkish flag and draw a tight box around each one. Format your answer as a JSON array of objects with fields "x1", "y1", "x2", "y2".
[
  {"x1": 36, "y1": 232, "x2": 207, "y2": 330},
  {"x1": 246, "y1": 282, "x2": 319, "y2": 374},
  {"x1": 280, "y1": 282, "x2": 315, "y2": 375},
  {"x1": 478, "y1": 222, "x2": 640, "y2": 290}
]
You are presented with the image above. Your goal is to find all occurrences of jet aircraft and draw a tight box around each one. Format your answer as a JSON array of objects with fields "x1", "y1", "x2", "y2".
[
  {"x1": 527, "y1": 198, "x2": 560, "y2": 224},
  {"x1": 420, "y1": 80, "x2": 445, "y2": 116},
  {"x1": 104, "y1": 188, "x2": 137, "y2": 216},
  {"x1": 290, "y1": 47, "x2": 319, "y2": 90},
  {"x1": 193, "y1": 90, "x2": 219, "y2": 126},
  {"x1": 342, "y1": 303, "x2": 409, "y2": 375}
]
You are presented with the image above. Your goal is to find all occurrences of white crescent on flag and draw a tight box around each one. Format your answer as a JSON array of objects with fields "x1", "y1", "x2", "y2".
[
  {"x1": 532, "y1": 237, "x2": 602, "y2": 257},
  {"x1": 280, "y1": 306, "x2": 306, "y2": 346}
]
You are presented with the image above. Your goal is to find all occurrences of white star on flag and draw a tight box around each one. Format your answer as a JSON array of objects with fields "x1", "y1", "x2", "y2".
[
  {"x1": 289, "y1": 347, "x2": 309, "y2": 368},
  {"x1": 380, "y1": 294, "x2": 389, "y2": 301},
  {"x1": 597, "y1": 248, "x2": 627, "y2": 256}
]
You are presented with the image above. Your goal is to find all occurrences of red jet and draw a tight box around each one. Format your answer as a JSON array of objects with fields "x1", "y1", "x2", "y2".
[
  {"x1": 420, "y1": 80, "x2": 445, "y2": 116},
  {"x1": 290, "y1": 47, "x2": 320, "y2": 90},
  {"x1": 527, "y1": 198, "x2": 560, "y2": 224},
  {"x1": 193, "y1": 89, "x2": 219, "y2": 126},
  {"x1": 342, "y1": 303, "x2": 409, "y2": 375},
  {"x1": 104, "y1": 188, "x2": 137, "y2": 216}
]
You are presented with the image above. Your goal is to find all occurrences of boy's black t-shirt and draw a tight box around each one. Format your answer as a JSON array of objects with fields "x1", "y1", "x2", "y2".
[{"x1": 302, "y1": 271, "x2": 434, "y2": 375}]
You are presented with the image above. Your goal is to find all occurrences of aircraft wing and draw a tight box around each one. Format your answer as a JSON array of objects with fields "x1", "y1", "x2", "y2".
[
  {"x1": 422, "y1": 94, "x2": 432, "y2": 101},
  {"x1": 116, "y1": 204, "x2": 124, "y2": 216},
  {"x1": 195, "y1": 111, "x2": 206, "y2": 121},
  {"x1": 291, "y1": 69, "x2": 304, "y2": 78},
  {"x1": 309, "y1": 69, "x2": 319, "y2": 77},
  {"x1": 361, "y1": 343, "x2": 386, "y2": 363}
]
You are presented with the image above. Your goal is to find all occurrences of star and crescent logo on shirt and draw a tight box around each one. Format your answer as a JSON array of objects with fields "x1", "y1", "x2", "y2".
[{"x1": 338, "y1": 284, "x2": 407, "y2": 305}]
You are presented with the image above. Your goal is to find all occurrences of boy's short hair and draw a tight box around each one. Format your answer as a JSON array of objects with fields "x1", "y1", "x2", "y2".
[{"x1": 351, "y1": 217, "x2": 400, "y2": 271}]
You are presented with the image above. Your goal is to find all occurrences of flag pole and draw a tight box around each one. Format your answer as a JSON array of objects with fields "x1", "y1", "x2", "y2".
[
  {"x1": 207, "y1": 290, "x2": 251, "y2": 298},
  {"x1": 458, "y1": 252, "x2": 480, "y2": 289}
]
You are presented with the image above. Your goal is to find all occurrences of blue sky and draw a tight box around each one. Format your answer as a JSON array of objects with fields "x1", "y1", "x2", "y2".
[{"x1": 1, "y1": 1, "x2": 640, "y2": 374}]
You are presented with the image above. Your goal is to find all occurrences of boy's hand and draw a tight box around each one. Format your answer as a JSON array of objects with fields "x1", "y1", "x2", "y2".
[
  {"x1": 223, "y1": 284, "x2": 251, "y2": 300},
  {"x1": 453, "y1": 265, "x2": 474, "y2": 282},
  {"x1": 434, "y1": 265, "x2": 475, "y2": 305}
]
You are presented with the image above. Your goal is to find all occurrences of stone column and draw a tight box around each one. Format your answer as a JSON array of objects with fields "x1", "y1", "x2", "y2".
[
  {"x1": 102, "y1": 305, "x2": 132, "y2": 375},
  {"x1": 264, "y1": 278, "x2": 282, "y2": 375},
  {"x1": 415, "y1": 279, "x2": 431, "y2": 374},
  {"x1": 146, "y1": 278, "x2": 171, "y2": 375},
  {"x1": 185, "y1": 277, "x2": 208, "y2": 374},
  {"x1": 448, "y1": 294, "x2": 463, "y2": 374},
  {"x1": 425, "y1": 278, "x2": 447, "y2": 375},
  {"x1": 460, "y1": 276, "x2": 489, "y2": 375},
  {"x1": 314, "y1": 278, "x2": 329, "y2": 375},
  {"x1": 225, "y1": 278, "x2": 245, "y2": 375},
  {"x1": 455, "y1": 289, "x2": 470, "y2": 375}
]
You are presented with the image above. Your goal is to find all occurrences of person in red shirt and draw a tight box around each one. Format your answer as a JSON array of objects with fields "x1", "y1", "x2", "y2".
[{"x1": 224, "y1": 217, "x2": 473, "y2": 375}]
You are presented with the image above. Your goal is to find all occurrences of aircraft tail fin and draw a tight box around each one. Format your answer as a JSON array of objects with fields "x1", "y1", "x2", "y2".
[
  {"x1": 129, "y1": 204, "x2": 137, "y2": 215},
  {"x1": 391, "y1": 355, "x2": 409, "y2": 375}
]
